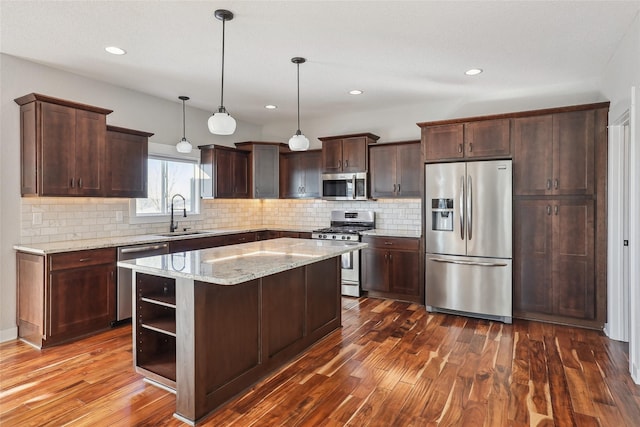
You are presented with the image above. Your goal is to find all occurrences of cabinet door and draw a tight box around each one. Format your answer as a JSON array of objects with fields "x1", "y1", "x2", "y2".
[
  {"x1": 105, "y1": 129, "x2": 147, "y2": 197},
  {"x1": 279, "y1": 154, "x2": 295, "y2": 198},
  {"x1": 389, "y1": 250, "x2": 420, "y2": 296},
  {"x1": 423, "y1": 124, "x2": 464, "y2": 161},
  {"x1": 299, "y1": 151, "x2": 321, "y2": 198},
  {"x1": 200, "y1": 148, "x2": 215, "y2": 199},
  {"x1": 253, "y1": 145, "x2": 279, "y2": 199},
  {"x1": 342, "y1": 137, "x2": 367, "y2": 172},
  {"x1": 369, "y1": 145, "x2": 397, "y2": 198},
  {"x1": 40, "y1": 102, "x2": 76, "y2": 196},
  {"x1": 74, "y1": 109, "x2": 105, "y2": 196},
  {"x1": 513, "y1": 115, "x2": 554, "y2": 195},
  {"x1": 215, "y1": 149, "x2": 234, "y2": 197},
  {"x1": 553, "y1": 110, "x2": 595, "y2": 196},
  {"x1": 552, "y1": 199, "x2": 595, "y2": 319},
  {"x1": 49, "y1": 264, "x2": 115, "y2": 338},
  {"x1": 232, "y1": 151, "x2": 250, "y2": 198},
  {"x1": 322, "y1": 139, "x2": 343, "y2": 172},
  {"x1": 397, "y1": 143, "x2": 421, "y2": 197},
  {"x1": 464, "y1": 119, "x2": 511, "y2": 159},
  {"x1": 514, "y1": 200, "x2": 553, "y2": 315},
  {"x1": 361, "y1": 247, "x2": 389, "y2": 292}
]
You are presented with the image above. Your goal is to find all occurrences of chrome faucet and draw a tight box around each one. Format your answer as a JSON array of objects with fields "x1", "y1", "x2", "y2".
[{"x1": 170, "y1": 194, "x2": 186, "y2": 232}]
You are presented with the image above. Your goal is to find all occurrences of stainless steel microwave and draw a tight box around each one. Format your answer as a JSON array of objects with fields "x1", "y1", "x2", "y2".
[{"x1": 322, "y1": 172, "x2": 368, "y2": 200}]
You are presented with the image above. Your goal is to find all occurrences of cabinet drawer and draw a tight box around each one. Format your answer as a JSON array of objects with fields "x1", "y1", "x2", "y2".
[
  {"x1": 362, "y1": 236, "x2": 419, "y2": 251},
  {"x1": 49, "y1": 248, "x2": 116, "y2": 271}
]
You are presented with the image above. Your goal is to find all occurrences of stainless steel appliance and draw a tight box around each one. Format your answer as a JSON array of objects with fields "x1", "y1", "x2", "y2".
[
  {"x1": 322, "y1": 172, "x2": 368, "y2": 201},
  {"x1": 312, "y1": 210, "x2": 375, "y2": 297},
  {"x1": 425, "y1": 160, "x2": 513, "y2": 323},
  {"x1": 116, "y1": 242, "x2": 169, "y2": 322}
]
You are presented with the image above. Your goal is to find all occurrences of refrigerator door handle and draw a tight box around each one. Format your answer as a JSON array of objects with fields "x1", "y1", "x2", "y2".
[
  {"x1": 428, "y1": 258, "x2": 508, "y2": 267},
  {"x1": 467, "y1": 175, "x2": 473, "y2": 241},
  {"x1": 459, "y1": 175, "x2": 465, "y2": 240}
]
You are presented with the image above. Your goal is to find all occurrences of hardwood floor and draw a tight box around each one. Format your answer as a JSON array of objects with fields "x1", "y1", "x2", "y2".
[{"x1": 1, "y1": 297, "x2": 639, "y2": 426}]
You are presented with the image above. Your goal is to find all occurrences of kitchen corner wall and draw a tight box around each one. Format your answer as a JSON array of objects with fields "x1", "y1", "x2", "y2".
[{"x1": 19, "y1": 197, "x2": 421, "y2": 244}]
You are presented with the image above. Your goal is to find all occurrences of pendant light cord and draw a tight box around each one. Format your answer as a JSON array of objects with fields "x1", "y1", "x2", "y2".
[
  {"x1": 296, "y1": 61, "x2": 300, "y2": 132},
  {"x1": 220, "y1": 17, "x2": 226, "y2": 110},
  {"x1": 182, "y1": 99, "x2": 186, "y2": 138}
]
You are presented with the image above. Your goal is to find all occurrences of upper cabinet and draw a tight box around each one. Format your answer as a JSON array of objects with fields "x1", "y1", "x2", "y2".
[
  {"x1": 513, "y1": 110, "x2": 595, "y2": 196},
  {"x1": 235, "y1": 142, "x2": 284, "y2": 199},
  {"x1": 420, "y1": 118, "x2": 511, "y2": 162},
  {"x1": 280, "y1": 150, "x2": 322, "y2": 199},
  {"x1": 15, "y1": 93, "x2": 113, "y2": 196},
  {"x1": 104, "y1": 126, "x2": 153, "y2": 198},
  {"x1": 319, "y1": 133, "x2": 379, "y2": 173},
  {"x1": 199, "y1": 145, "x2": 249, "y2": 199},
  {"x1": 369, "y1": 141, "x2": 421, "y2": 198}
]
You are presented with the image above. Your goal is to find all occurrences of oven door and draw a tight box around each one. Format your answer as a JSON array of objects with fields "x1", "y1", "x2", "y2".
[
  {"x1": 341, "y1": 249, "x2": 361, "y2": 297},
  {"x1": 322, "y1": 172, "x2": 368, "y2": 201}
]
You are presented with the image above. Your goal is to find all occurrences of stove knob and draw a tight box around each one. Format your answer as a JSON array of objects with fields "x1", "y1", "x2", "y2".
[
  {"x1": 332, "y1": 235, "x2": 336, "y2": 239},
  {"x1": 341, "y1": 236, "x2": 346, "y2": 240}
]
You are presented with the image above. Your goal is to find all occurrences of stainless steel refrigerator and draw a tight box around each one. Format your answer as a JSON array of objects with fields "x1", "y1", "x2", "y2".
[{"x1": 425, "y1": 160, "x2": 513, "y2": 323}]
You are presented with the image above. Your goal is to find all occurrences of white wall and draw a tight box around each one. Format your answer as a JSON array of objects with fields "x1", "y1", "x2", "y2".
[
  {"x1": 600, "y1": 11, "x2": 640, "y2": 383},
  {"x1": 0, "y1": 54, "x2": 262, "y2": 339}
]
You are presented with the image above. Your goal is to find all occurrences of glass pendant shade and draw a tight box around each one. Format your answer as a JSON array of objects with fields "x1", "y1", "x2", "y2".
[
  {"x1": 288, "y1": 132, "x2": 309, "y2": 151},
  {"x1": 176, "y1": 95, "x2": 192, "y2": 153},
  {"x1": 176, "y1": 137, "x2": 192, "y2": 153},
  {"x1": 208, "y1": 108, "x2": 237, "y2": 135}
]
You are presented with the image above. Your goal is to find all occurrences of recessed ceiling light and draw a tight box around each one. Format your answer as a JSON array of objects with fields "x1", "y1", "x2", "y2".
[
  {"x1": 349, "y1": 89, "x2": 363, "y2": 95},
  {"x1": 105, "y1": 46, "x2": 126, "y2": 55},
  {"x1": 264, "y1": 104, "x2": 277, "y2": 110},
  {"x1": 465, "y1": 68, "x2": 483, "y2": 76}
]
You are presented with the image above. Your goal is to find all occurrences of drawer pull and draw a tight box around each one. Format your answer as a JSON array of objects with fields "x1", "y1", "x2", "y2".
[
  {"x1": 384, "y1": 241, "x2": 393, "y2": 245},
  {"x1": 79, "y1": 258, "x2": 91, "y2": 262}
]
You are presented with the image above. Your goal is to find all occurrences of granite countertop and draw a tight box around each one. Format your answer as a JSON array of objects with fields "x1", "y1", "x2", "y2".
[
  {"x1": 118, "y1": 238, "x2": 366, "y2": 285},
  {"x1": 13, "y1": 226, "x2": 319, "y2": 255},
  {"x1": 360, "y1": 229, "x2": 422, "y2": 239}
]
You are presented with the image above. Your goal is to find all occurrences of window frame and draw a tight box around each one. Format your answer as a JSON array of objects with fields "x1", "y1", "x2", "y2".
[{"x1": 128, "y1": 143, "x2": 202, "y2": 225}]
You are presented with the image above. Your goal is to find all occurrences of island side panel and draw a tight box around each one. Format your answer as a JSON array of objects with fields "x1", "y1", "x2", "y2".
[
  {"x1": 306, "y1": 257, "x2": 341, "y2": 334},
  {"x1": 175, "y1": 276, "x2": 197, "y2": 421}
]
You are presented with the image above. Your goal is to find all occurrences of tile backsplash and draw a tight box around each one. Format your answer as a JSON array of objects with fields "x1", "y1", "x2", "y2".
[{"x1": 20, "y1": 197, "x2": 421, "y2": 244}]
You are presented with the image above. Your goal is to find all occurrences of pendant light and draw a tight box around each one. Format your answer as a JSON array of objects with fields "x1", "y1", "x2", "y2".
[
  {"x1": 176, "y1": 96, "x2": 192, "y2": 153},
  {"x1": 208, "y1": 9, "x2": 237, "y2": 135},
  {"x1": 288, "y1": 57, "x2": 309, "y2": 151}
]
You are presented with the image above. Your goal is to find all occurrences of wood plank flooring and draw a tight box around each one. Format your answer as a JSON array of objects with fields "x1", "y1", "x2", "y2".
[{"x1": 1, "y1": 297, "x2": 639, "y2": 426}]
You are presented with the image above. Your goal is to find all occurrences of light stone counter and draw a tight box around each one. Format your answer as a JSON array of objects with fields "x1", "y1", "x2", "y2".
[
  {"x1": 360, "y1": 229, "x2": 422, "y2": 239},
  {"x1": 13, "y1": 226, "x2": 320, "y2": 255},
  {"x1": 118, "y1": 237, "x2": 366, "y2": 285}
]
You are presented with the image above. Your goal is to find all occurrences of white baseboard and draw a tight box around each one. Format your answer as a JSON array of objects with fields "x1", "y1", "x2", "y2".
[{"x1": 0, "y1": 327, "x2": 18, "y2": 343}]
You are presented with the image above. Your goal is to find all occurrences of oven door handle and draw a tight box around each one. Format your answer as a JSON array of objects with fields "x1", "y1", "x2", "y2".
[{"x1": 341, "y1": 251, "x2": 353, "y2": 269}]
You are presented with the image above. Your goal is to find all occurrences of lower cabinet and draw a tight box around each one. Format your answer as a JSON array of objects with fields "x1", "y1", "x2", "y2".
[
  {"x1": 514, "y1": 198, "x2": 597, "y2": 324},
  {"x1": 361, "y1": 236, "x2": 421, "y2": 303},
  {"x1": 16, "y1": 248, "x2": 116, "y2": 348}
]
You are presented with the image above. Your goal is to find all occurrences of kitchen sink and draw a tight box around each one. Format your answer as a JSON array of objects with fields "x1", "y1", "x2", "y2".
[{"x1": 155, "y1": 231, "x2": 210, "y2": 237}]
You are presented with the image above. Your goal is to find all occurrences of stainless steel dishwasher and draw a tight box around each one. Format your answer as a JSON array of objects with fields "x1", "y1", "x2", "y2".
[{"x1": 116, "y1": 242, "x2": 169, "y2": 322}]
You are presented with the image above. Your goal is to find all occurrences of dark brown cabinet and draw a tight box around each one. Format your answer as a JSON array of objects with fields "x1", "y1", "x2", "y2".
[
  {"x1": 369, "y1": 141, "x2": 421, "y2": 198},
  {"x1": 513, "y1": 110, "x2": 595, "y2": 196},
  {"x1": 235, "y1": 142, "x2": 284, "y2": 199},
  {"x1": 104, "y1": 125, "x2": 153, "y2": 198},
  {"x1": 511, "y1": 102, "x2": 608, "y2": 328},
  {"x1": 15, "y1": 93, "x2": 113, "y2": 196},
  {"x1": 421, "y1": 119, "x2": 510, "y2": 162},
  {"x1": 361, "y1": 236, "x2": 421, "y2": 303},
  {"x1": 280, "y1": 150, "x2": 322, "y2": 198},
  {"x1": 199, "y1": 145, "x2": 249, "y2": 199},
  {"x1": 319, "y1": 133, "x2": 379, "y2": 173},
  {"x1": 16, "y1": 248, "x2": 116, "y2": 348},
  {"x1": 514, "y1": 199, "x2": 595, "y2": 320}
]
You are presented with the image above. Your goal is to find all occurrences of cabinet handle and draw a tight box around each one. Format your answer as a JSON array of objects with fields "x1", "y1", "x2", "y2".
[
  {"x1": 546, "y1": 179, "x2": 552, "y2": 190},
  {"x1": 458, "y1": 144, "x2": 463, "y2": 153},
  {"x1": 554, "y1": 205, "x2": 559, "y2": 215},
  {"x1": 256, "y1": 188, "x2": 260, "y2": 195},
  {"x1": 554, "y1": 179, "x2": 559, "y2": 190},
  {"x1": 302, "y1": 186, "x2": 305, "y2": 193},
  {"x1": 468, "y1": 143, "x2": 473, "y2": 152},
  {"x1": 338, "y1": 160, "x2": 342, "y2": 169},
  {"x1": 78, "y1": 178, "x2": 83, "y2": 188},
  {"x1": 547, "y1": 205, "x2": 551, "y2": 215},
  {"x1": 393, "y1": 184, "x2": 397, "y2": 193},
  {"x1": 397, "y1": 183, "x2": 401, "y2": 193},
  {"x1": 70, "y1": 178, "x2": 75, "y2": 188},
  {"x1": 345, "y1": 159, "x2": 349, "y2": 168}
]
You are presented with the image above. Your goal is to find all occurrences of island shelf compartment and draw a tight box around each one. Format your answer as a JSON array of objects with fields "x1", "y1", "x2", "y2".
[{"x1": 134, "y1": 272, "x2": 177, "y2": 389}]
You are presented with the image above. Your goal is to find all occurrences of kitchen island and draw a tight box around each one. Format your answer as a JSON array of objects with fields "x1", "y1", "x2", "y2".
[{"x1": 118, "y1": 238, "x2": 365, "y2": 425}]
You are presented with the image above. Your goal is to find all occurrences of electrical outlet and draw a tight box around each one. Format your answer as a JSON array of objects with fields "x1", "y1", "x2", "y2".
[
  {"x1": 33, "y1": 212, "x2": 42, "y2": 225},
  {"x1": 116, "y1": 211, "x2": 123, "y2": 222}
]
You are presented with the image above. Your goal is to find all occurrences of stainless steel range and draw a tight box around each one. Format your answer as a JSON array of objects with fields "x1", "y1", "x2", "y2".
[{"x1": 312, "y1": 210, "x2": 375, "y2": 297}]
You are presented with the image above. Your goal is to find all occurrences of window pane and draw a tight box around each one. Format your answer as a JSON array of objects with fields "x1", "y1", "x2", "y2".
[
  {"x1": 136, "y1": 158, "x2": 164, "y2": 214},
  {"x1": 167, "y1": 161, "x2": 197, "y2": 213},
  {"x1": 135, "y1": 157, "x2": 198, "y2": 216}
]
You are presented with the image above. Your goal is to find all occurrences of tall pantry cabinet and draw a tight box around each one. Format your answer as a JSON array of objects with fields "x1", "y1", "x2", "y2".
[{"x1": 513, "y1": 103, "x2": 609, "y2": 329}]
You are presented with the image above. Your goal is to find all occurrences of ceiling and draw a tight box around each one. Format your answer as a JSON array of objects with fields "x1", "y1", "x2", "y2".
[{"x1": 2, "y1": 1, "x2": 639, "y2": 127}]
